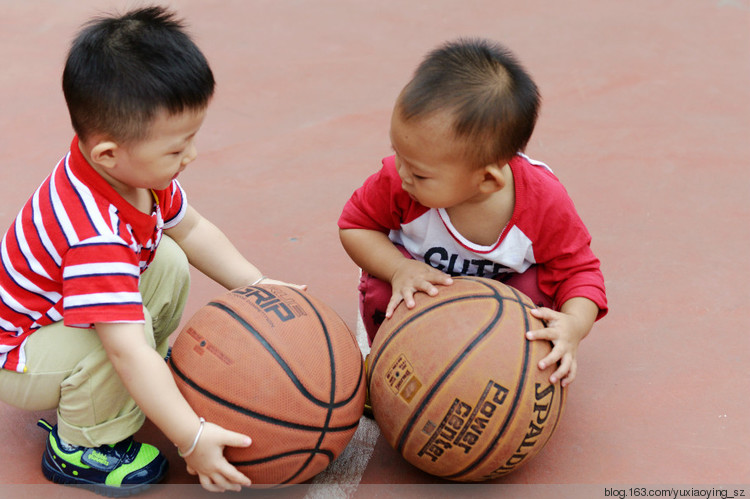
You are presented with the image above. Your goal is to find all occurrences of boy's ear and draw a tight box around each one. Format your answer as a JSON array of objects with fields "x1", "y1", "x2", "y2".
[
  {"x1": 87, "y1": 140, "x2": 120, "y2": 170},
  {"x1": 477, "y1": 162, "x2": 506, "y2": 193}
]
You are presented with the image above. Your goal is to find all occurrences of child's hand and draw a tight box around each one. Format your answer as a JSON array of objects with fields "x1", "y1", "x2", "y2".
[
  {"x1": 257, "y1": 277, "x2": 308, "y2": 292},
  {"x1": 525, "y1": 307, "x2": 587, "y2": 387},
  {"x1": 183, "y1": 422, "x2": 252, "y2": 492},
  {"x1": 386, "y1": 260, "x2": 453, "y2": 319}
]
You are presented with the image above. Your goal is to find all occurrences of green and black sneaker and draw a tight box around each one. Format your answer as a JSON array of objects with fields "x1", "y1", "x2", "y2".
[{"x1": 37, "y1": 419, "x2": 168, "y2": 497}]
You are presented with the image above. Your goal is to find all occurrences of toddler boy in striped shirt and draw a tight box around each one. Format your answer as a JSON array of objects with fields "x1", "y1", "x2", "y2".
[{"x1": 0, "y1": 6, "x2": 299, "y2": 496}]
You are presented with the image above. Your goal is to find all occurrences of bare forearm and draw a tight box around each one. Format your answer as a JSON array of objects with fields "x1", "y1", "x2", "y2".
[
  {"x1": 96, "y1": 323, "x2": 201, "y2": 451},
  {"x1": 167, "y1": 206, "x2": 262, "y2": 289},
  {"x1": 527, "y1": 297, "x2": 599, "y2": 386},
  {"x1": 559, "y1": 296, "x2": 599, "y2": 342},
  {"x1": 181, "y1": 218, "x2": 260, "y2": 287},
  {"x1": 339, "y1": 228, "x2": 408, "y2": 282}
]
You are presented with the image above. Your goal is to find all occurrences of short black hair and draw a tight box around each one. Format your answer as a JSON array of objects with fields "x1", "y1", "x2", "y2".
[
  {"x1": 397, "y1": 38, "x2": 540, "y2": 167},
  {"x1": 62, "y1": 5, "x2": 215, "y2": 144}
]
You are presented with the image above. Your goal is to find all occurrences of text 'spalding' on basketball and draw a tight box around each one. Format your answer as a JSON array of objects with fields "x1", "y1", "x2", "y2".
[{"x1": 484, "y1": 382, "x2": 557, "y2": 479}]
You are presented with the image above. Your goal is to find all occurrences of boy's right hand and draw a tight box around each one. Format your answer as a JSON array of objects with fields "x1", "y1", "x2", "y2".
[
  {"x1": 183, "y1": 422, "x2": 252, "y2": 492},
  {"x1": 258, "y1": 277, "x2": 308, "y2": 292},
  {"x1": 386, "y1": 259, "x2": 453, "y2": 319}
]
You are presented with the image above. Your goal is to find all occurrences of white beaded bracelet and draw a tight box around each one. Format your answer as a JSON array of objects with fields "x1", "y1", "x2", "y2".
[
  {"x1": 251, "y1": 275, "x2": 267, "y2": 286},
  {"x1": 178, "y1": 417, "x2": 205, "y2": 458}
]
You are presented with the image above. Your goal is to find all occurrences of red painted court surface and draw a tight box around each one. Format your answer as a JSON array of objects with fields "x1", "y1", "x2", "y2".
[{"x1": 1, "y1": 1, "x2": 748, "y2": 497}]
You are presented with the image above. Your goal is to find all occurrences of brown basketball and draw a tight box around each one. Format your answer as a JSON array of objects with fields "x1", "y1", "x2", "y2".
[
  {"x1": 169, "y1": 284, "x2": 365, "y2": 485},
  {"x1": 368, "y1": 276, "x2": 566, "y2": 481}
]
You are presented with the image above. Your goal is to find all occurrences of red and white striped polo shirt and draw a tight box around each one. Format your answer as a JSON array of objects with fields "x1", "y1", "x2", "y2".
[{"x1": 0, "y1": 136, "x2": 186, "y2": 372}]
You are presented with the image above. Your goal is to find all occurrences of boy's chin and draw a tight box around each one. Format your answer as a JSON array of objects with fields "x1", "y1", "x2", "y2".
[{"x1": 154, "y1": 179, "x2": 175, "y2": 190}]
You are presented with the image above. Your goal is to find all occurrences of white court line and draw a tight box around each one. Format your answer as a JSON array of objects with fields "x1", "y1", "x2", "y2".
[{"x1": 304, "y1": 312, "x2": 378, "y2": 498}]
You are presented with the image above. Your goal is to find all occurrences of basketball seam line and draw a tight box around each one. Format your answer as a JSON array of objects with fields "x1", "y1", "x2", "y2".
[
  {"x1": 367, "y1": 277, "x2": 533, "y2": 387},
  {"x1": 207, "y1": 301, "x2": 362, "y2": 408},
  {"x1": 444, "y1": 284, "x2": 533, "y2": 479},
  {"x1": 169, "y1": 360, "x2": 361, "y2": 433},
  {"x1": 278, "y1": 287, "x2": 340, "y2": 484},
  {"x1": 231, "y1": 447, "x2": 335, "y2": 467},
  {"x1": 368, "y1": 277, "x2": 548, "y2": 480},
  {"x1": 177, "y1": 286, "x2": 366, "y2": 485},
  {"x1": 393, "y1": 283, "x2": 508, "y2": 455}
]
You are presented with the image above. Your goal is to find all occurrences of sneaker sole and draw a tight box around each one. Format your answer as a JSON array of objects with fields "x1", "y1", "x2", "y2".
[{"x1": 41, "y1": 450, "x2": 168, "y2": 498}]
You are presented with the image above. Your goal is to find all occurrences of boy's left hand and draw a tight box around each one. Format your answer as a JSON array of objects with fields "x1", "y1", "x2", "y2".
[{"x1": 525, "y1": 307, "x2": 587, "y2": 387}]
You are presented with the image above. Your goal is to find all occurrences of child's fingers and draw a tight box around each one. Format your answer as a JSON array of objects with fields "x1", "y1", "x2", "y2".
[
  {"x1": 206, "y1": 472, "x2": 242, "y2": 492},
  {"x1": 220, "y1": 428, "x2": 252, "y2": 449},
  {"x1": 221, "y1": 465, "x2": 253, "y2": 488},
  {"x1": 224, "y1": 467, "x2": 253, "y2": 488},
  {"x1": 191, "y1": 425, "x2": 252, "y2": 490},
  {"x1": 529, "y1": 306, "x2": 557, "y2": 322},
  {"x1": 217, "y1": 431, "x2": 253, "y2": 485},
  {"x1": 195, "y1": 458, "x2": 252, "y2": 492},
  {"x1": 403, "y1": 289, "x2": 417, "y2": 308},
  {"x1": 526, "y1": 324, "x2": 557, "y2": 342},
  {"x1": 526, "y1": 309, "x2": 562, "y2": 341},
  {"x1": 526, "y1": 328, "x2": 546, "y2": 342},
  {"x1": 211, "y1": 463, "x2": 252, "y2": 491},
  {"x1": 198, "y1": 474, "x2": 224, "y2": 493},
  {"x1": 420, "y1": 281, "x2": 439, "y2": 297},
  {"x1": 549, "y1": 355, "x2": 576, "y2": 385},
  {"x1": 385, "y1": 293, "x2": 405, "y2": 318},
  {"x1": 387, "y1": 271, "x2": 453, "y2": 319},
  {"x1": 433, "y1": 273, "x2": 453, "y2": 286},
  {"x1": 537, "y1": 347, "x2": 562, "y2": 371},
  {"x1": 417, "y1": 271, "x2": 454, "y2": 295},
  {"x1": 402, "y1": 281, "x2": 436, "y2": 308},
  {"x1": 560, "y1": 360, "x2": 577, "y2": 387}
]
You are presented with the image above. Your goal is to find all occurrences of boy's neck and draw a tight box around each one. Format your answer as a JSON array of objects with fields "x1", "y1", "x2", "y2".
[{"x1": 445, "y1": 163, "x2": 515, "y2": 246}]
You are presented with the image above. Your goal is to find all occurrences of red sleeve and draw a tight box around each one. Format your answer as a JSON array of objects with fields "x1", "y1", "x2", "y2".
[
  {"x1": 62, "y1": 239, "x2": 144, "y2": 327},
  {"x1": 514, "y1": 159, "x2": 607, "y2": 320},
  {"x1": 534, "y1": 198, "x2": 607, "y2": 320},
  {"x1": 338, "y1": 156, "x2": 428, "y2": 232},
  {"x1": 160, "y1": 180, "x2": 187, "y2": 229},
  {"x1": 538, "y1": 228, "x2": 608, "y2": 320}
]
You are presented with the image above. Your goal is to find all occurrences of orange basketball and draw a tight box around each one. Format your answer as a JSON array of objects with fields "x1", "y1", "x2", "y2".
[
  {"x1": 169, "y1": 284, "x2": 365, "y2": 485},
  {"x1": 368, "y1": 276, "x2": 565, "y2": 481}
]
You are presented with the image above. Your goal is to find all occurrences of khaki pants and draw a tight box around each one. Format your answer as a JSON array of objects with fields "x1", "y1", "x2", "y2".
[{"x1": 0, "y1": 236, "x2": 189, "y2": 447}]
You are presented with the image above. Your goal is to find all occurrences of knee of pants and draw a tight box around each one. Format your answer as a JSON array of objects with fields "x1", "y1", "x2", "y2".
[
  {"x1": 358, "y1": 272, "x2": 392, "y2": 345},
  {"x1": 497, "y1": 267, "x2": 553, "y2": 309},
  {"x1": 358, "y1": 244, "x2": 414, "y2": 344}
]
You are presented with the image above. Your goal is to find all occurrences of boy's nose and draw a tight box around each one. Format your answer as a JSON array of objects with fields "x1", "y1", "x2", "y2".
[
  {"x1": 396, "y1": 163, "x2": 413, "y2": 186},
  {"x1": 182, "y1": 143, "x2": 198, "y2": 165}
]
